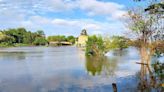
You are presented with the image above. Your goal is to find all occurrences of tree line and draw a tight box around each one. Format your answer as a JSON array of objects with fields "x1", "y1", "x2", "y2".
[
  {"x1": 0, "y1": 28, "x2": 76, "y2": 47},
  {"x1": 0, "y1": 28, "x2": 48, "y2": 47},
  {"x1": 47, "y1": 35, "x2": 75, "y2": 44}
]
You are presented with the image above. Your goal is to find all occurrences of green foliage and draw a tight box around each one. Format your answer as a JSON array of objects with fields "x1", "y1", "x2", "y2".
[
  {"x1": 85, "y1": 35, "x2": 129, "y2": 56},
  {"x1": 47, "y1": 35, "x2": 75, "y2": 43},
  {"x1": 127, "y1": 10, "x2": 153, "y2": 34},
  {"x1": 0, "y1": 42, "x2": 13, "y2": 47},
  {"x1": 86, "y1": 56, "x2": 117, "y2": 76},
  {"x1": 0, "y1": 28, "x2": 76, "y2": 47},
  {"x1": 23, "y1": 32, "x2": 34, "y2": 44},
  {"x1": 145, "y1": 2, "x2": 164, "y2": 14},
  {"x1": 103, "y1": 36, "x2": 112, "y2": 53},
  {"x1": 154, "y1": 41, "x2": 164, "y2": 57},
  {"x1": 86, "y1": 35, "x2": 105, "y2": 56},
  {"x1": 47, "y1": 35, "x2": 66, "y2": 42},
  {"x1": 152, "y1": 61, "x2": 164, "y2": 81},
  {"x1": 14, "y1": 43, "x2": 31, "y2": 47},
  {"x1": 35, "y1": 30, "x2": 45, "y2": 37},
  {"x1": 109, "y1": 36, "x2": 129, "y2": 50},
  {"x1": 66, "y1": 36, "x2": 75, "y2": 44},
  {"x1": 86, "y1": 56, "x2": 104, "y2": 76},
  {"x1": 4, "y1": 28, "x2": 28, "y2": 43},
  {"x1": 33, "y1": 37, "x2": 48, "y2": 46},
  {"x1": 133, "y1": 0, "x2": 163, "y2": 14},
  {"x1": 0, "y1": 32, "x2": 15, "y2": 43},
  {"x1": 0, "y1": 28, "x2": 47, "y2": 47}
]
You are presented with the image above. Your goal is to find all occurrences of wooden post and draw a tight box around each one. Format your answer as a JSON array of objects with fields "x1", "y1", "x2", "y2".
[{"x1": 112, "y1": 83, "x2": 117, "y2": 92}]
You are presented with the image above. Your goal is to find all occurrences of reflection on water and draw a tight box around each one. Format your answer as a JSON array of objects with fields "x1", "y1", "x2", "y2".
[
  {"x1": 0, "y1": 52, "x2": 26, "y2": 60},
  {"x1": 0, "y1": 47, "x2": 163, "y2": 92},
  {"x1": 112, "y1": 49, "x2": 128, "y2": 57},
  {"x1": 86, "y1": 56, "x2": 117, "y2": 76},
  {"x1": 136, "y1": 63, "x2": 164, "y2": 92}
]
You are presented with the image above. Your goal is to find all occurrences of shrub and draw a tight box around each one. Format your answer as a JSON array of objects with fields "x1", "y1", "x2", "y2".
[
  {"x1": 86, "y1": 35, "x2": 105, "y2": 56},
  {"x1": 33, "y1": 37, "x2": 48, "y2": 46}
]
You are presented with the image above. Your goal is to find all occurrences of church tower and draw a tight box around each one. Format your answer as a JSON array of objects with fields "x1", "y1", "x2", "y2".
[{"x1": 76, "y1": 29, "x2": 88, "y2": 47}]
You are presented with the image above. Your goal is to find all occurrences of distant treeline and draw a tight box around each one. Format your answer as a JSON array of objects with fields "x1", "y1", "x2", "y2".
[
  {"x1": 47, "y1": 35, "x2": 75, "y2": 44},
  {"x1": 0, "y1": 28, "x2": 76, "y2": 47}
]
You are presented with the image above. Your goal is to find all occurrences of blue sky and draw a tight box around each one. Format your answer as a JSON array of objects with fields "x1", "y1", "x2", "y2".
[{"x1": 0, "y1": 0, "x2": 144, "y2": 36}]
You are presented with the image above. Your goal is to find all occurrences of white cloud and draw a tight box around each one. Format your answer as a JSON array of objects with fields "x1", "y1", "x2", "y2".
[
  {"x1": 52, "y1": 19, "x2": 79, "y2": 26},
  {"x1": 84, "y1": 23, "x2": 101, "y2": 30},
  {"x1": 0, "y1": 12, "x2": 125, "y2": 36},
  {"x1": 77, "y1": 0, "x2": 126, "y2": 19},
  {"x1": 37, "y1": 0, "x2": 76, "y2": 12},
  {"x1": 0, "y1": 0, "x2": 126, "y2": 19},
  {"x1": 52, "y1": 18, "x2": 103, "y2": 31},
  {"x1": 0, "y1": 0, "x2": 127, "y2": 36},
  {"x1": 13, "y1": 15, "x2": 123, "y2": 35},
  {"x1": 34, "y1": 0, "x2": 126, "y2": 19},
  {"x1": 29, "y1": 16, "x2": 51, "y2": 25}
]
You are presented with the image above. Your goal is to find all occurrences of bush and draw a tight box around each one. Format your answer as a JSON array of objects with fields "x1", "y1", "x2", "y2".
[
  {"x1": 0, "y1": 42, "x2": 13, "y2": 47},
  {"x1": 33, "y1": 37, "x2": 48, "y2": 46},
  {"x1": 107, "y1": 36, "x2": 129, "y2": 50},
  {"x1": 86, "y1": 35, "x2": 105, "y2": 56},
  {"x1": 67, "y1": 36, "x2": 75, "y2": 44}
]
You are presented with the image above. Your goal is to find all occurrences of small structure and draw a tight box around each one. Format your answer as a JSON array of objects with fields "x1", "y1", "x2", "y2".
[{"x1": 76, "y1": 29, "x2": 88, "y2": 47}]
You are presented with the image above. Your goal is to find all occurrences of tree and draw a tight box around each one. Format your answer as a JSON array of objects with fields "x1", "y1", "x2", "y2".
[
  {"x1": 145, "y1": 2, "x2": 164, "y2": 14},
  {"x1": 4, "y1": 28, "x2": 27, "y2": 43},
  {"x1": 47, "y1": 35, "x2": 68, "y2": 42},
  {"x1": 36, "y1": 30, "x2": 45, "y2": 37},
  {"x1": 86, "y1": 35, "x2": 105, "y2": 56},
  {"x1": 23, "y1": 31, "x2": 34, "y2": 44},
  {"x1": 0, "y1": 28, "x2": 48, "y2": 46},
  {"x1": 67, "y1": 36, "x2": 75, "y2": 44},
  {"x1": 33, "y1": 37, "x2": 48, "y2": 46},
  {"x1": 17, "y1": 28, "x2": 27, "y2": 43},
  {"x1": 110, "y1": 36, "x2": 129, "y2": 50},
  {"x1": 0, "y1": 32, "x2": 15, "y2": 43},
  {"x1": 125, "y1": 2, "x2": 163, "y2": 65}
]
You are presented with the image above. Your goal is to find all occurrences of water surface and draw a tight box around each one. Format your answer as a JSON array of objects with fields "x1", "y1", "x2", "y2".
[{"x1": 0, "y1": 46, "x2": 144, "y2": 92}]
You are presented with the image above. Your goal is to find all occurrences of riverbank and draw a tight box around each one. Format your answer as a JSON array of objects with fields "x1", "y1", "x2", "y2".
[
  {"x1": 0, "y1": 43, "x2": 38, "y2": 48},
  {"x1": 0, "y1": 43, "x2": 75, "y2": 48}
]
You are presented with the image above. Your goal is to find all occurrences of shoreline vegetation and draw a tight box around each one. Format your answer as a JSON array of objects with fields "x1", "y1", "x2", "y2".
[
  {"x1": 0, "y1": 27, "x2": 163, "y2": 57},
  {"x1": 85, "y1": 35, "x2": 129, "y2": 56},
  {"x1": 0, "y1": 28, "x2": 76, "y2": 47},
  {"x1": 0, "y1": 28, "x2": 131, "y2": 57}
]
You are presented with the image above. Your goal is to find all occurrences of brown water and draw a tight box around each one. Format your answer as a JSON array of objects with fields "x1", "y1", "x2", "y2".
[{"x1": 0, "y1": 46, "x2": 162, "y2": 92}]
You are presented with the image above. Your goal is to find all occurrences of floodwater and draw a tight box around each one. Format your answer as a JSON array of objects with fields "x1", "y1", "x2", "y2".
[{"x1": 0, "y1": 46, "x2": 162, "y2": 92}]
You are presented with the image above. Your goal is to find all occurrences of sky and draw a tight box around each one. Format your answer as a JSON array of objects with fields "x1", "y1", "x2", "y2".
[{"x1": 0, "y1": 0, "x2": 145, "y2": 36}]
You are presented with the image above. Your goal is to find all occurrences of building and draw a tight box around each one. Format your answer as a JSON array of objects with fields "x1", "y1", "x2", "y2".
[{"x1": 76, "y1": 29, "x2": 88, "y2": 47}]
